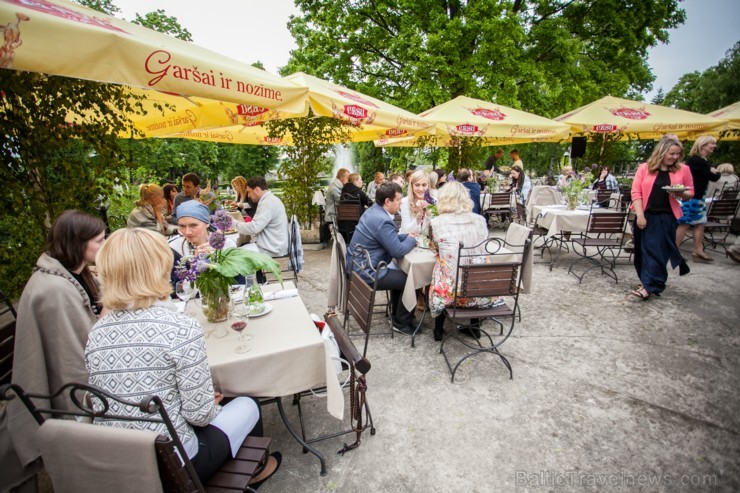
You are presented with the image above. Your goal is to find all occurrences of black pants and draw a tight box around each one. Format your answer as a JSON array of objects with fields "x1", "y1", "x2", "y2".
[
  {"x1": 191, "y1": 399, "x2": 264, "y2": 483},
  {"x1": 633, "y1": 213, "x2": 689, "y2": 295},
  {"x1": 375, "y1": 268, "x2": 413, "y2": 326}
]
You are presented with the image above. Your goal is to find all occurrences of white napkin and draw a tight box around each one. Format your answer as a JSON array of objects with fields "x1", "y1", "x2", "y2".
[{"x1": 263, "y1": 288, "x2": 299, "y2": 301}]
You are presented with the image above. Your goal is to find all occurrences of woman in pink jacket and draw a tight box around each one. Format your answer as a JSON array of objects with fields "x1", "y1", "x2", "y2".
[{"x1": 631, "y1": 134, "x2": 694, "y2": 300}]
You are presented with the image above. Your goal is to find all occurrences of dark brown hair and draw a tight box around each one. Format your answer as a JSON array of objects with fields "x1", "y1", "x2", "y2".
[
  {"x1": 45, "y1": 210, "x2": 105, "y2": 306},
  {"x1": 246, "y1": 176, "x2": 268, "y2": 190},
  {"x1": 182, "y1": 173, "x2": 201, "y2": 187}
]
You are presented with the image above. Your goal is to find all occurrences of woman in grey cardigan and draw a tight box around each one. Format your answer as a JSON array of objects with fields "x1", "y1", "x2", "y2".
[{"x1": 2, "y1": 210, "x2": 105, "y2": 490}]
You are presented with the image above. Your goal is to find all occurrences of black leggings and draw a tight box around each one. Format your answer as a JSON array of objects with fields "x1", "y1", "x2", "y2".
[{"x1": 191, "y1": 400, "x2": 264, "y2": 483}]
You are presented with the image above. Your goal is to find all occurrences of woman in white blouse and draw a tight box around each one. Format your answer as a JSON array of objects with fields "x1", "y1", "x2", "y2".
[
  {"x1": 399, "y1": 169, "x2": 433, "y2": 235},
  {"x1": 85, "y1": 227, "x2": 280, "y2": 485}
]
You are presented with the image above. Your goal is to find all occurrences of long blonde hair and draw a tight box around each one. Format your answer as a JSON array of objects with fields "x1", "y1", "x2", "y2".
[
  {"x1": 97, "y1": 228, "x2": 174, "y2": 310},
  {"x1": 406, "y1": 170, "x2": 430, "y2": 216},
  {"x1": 646, "y1": 134, "x2": 683, "y2": 173},
  {"x1": 136, "y1": 183, "x2": 165, "y2": 225}
]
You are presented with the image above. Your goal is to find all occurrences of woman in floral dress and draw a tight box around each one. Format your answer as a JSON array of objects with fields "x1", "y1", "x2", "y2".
[{"x1": 429, "y1": 182, "x2": 502, "y2": 341}]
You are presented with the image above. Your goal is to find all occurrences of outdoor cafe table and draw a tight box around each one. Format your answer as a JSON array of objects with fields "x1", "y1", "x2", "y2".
[
  {"x1": 530, "y1": 204, "x2": 628, "y2": 239},
  {"x1": 181, "y1": 281, "x2": 342, "y2": 474}
]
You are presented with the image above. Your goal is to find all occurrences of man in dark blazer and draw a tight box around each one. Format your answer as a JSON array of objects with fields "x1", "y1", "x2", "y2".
[{"x1": 347, "y1": 182, "x2": 418, "y2": 335}]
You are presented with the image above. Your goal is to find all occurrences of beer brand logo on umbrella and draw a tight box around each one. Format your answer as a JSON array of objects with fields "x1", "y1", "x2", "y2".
[
  {"x1": 344, "y1": 104, "x2": 368, "y2": 119},
  {"x1": 469, "y1": 107, "x2": 506, "y2": 121},
  {"x1": 236, "y1": 105, "x2": 268, "y2": 117},
  {"x1": 8, "y1": 0, "x2": 128, "y2": 34},
  {"x1": 592, "y1": 124, "x2": 619, "y2": 132},
  {"x1": 259, "y1": 136, "x2": 282, "y2": 145},
  {"x1": 336, "y1": 90, "x2": 380, "y2": 108},
  {"x1": 609, "y1": 107, "x2": 650, "y2": 120},
  {"x1": 385, "y1": 128, "x2": 408, "y2": 137},
  {"x1": 455, "y1": 124, "x2": 479, "y2": 135}
]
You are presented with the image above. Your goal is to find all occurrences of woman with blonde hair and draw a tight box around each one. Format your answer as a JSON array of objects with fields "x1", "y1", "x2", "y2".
[
  {"x1": 428, "y1": 182, "x2": 501, "y2": 341},
  {"x1": 127, "y1": 183, "x2": 178, "y2": 235},
  {"x1": 631, "y1": 134, "x2": 694, "y2": 300},
  {"x1": 675, "y1": 135, "x2": 721, "y2": 262},
  {"x1": 85, "y1": 227, "x2": 280, "y2": 485},
  {"x1": 399, "y1": 169, "x2": 432, "y2": 234}
]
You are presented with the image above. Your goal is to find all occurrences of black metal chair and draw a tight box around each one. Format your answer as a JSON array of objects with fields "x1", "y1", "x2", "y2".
[
  {"x1": 703, "y1": 198, "x2": 740, "y2": 253},
  {"x1": 567, "y1": 202, "x2": 629, "y2": 284},
  {"x1": 290, "y1": 312, "x2": 376, "y2": 457},
  {"x1": 0, "y1": 382, "x2": 272, "y2": 493},
  {"x1": 0, "y1": 290, "x2": 16, "y2": 386},
  {"x1": 440, "y1": 236, "x2": 532, "y2": 382},
  {"x1": 484, "y1": 192, "x2": 514, "y2": 228}
]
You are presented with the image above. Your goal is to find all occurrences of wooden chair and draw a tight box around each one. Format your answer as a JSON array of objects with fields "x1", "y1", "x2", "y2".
[
  {"x1": 441, "y1": 236, "x2": 532, "y2": 382},
  {"x1": 595, "y1": 189, "x2": 613, "y2": 206},
  {"x1": 336, "y1": 194, "x2": 363, "y2": 243},
  {"x1": 484, "y1": 192, "x2": 513, "y2": 228},
  {"x1": 567, "y1": 204, "x2": 629, "y2": 284},
  {"x1": 343, "y1": 244, "x2": 391, "y2": 357},
  {"x1": 704, "y1": 198, "x2": 740, "y2": 253},
  {"x1": 393, "y1": 212, "x2": 402, "y2": 232},
  {"x1": 0, "y1": 290, "x2": 16, "y2": 386},
  {"x1": 718, "y1": 186, "x2": 738, "y2": 200},
  {"x1": 0, "y1": 382, "x2": 272, "y2": 493},
  {"x1": 289, "y1": 312, "x2": 376, "y2": 456}
]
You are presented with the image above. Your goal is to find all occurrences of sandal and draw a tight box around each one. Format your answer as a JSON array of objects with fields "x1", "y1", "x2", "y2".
[
  {"x1": 692, "y1": 252, "x2": 714, "y2": 263},
  {"x1": 249, "y1": 451, "x2": 282, "y2": 488},
  {"x1": 629, "y1": 288, "x2": 650, "y2": 301}
]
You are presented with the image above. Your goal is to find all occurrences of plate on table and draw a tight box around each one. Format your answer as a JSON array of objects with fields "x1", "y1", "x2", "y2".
[
  {"x1": 249, "y1": 303, "x2": 273, "y2": 317},
  {"x1": 223, "y1": 228, "x2": 237, "y2": 235},
  {"x1": 662, "y1": 186, "x2": 688, "y2": 193}
]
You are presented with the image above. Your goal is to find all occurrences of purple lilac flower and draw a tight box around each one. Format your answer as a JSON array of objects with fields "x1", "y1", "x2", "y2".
[
  {"x1": 175, "y1": 254, "x2": 210, "y2": 282},
  {"x1": 211, "y1": 209, "x2": 234, "y2": 232},
  {"x1": 209, "y1": 231, "x2": 226, "y2": 250},
  {"x1": 423, "y1": 188, "x2": 436, "y2": 205}
]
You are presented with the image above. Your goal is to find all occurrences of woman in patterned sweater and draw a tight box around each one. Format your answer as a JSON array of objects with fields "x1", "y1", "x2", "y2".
[{"x1": 85, "y1": 227, "x2": 280, "y2": 485}]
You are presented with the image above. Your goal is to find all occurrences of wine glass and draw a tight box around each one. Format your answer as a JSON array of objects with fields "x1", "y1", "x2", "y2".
[
  {"x1": 176, "y1": 281, "x2": 193, "y2": 311},
  {"x1": 231, "y1": 307, "x2": 251, "y2": 354}
]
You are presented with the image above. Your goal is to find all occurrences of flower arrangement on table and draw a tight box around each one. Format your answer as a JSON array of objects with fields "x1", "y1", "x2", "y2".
[
  {"x1": 176, "y1": 210, "x2": 282, "y2": 322},
  {"x1": 562, "y1": 171, "x2": 594, "y2": 210}
]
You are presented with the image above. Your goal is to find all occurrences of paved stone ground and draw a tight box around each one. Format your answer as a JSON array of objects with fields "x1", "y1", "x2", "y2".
[{"x1": 260, "y1": 238, "x2": 739, "y2": 492}]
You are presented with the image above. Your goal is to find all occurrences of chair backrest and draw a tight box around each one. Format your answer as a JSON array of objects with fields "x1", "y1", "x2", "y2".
[
  {"x1": 0, "y1": 290, "x2": 17, "y2": 386},
  {"x1": 336, "y1": 203, "x2": 363, "y2": 222},
  {"x1": 707, "y1": 198, "x2": 740, "y2": 221},
  {"x1": 1, "y1": 382, "x2": 203, "y2": 492},
  {"x1": 393, "y1": 213, "x2": 402, "y2": 232},
  {"x1": 345, "y1": 244, "x2": 387, "y2": 357},
  {"x1": 619, "y1": 190, "x2": 632, "y2": 211},
  {"x1": 528, "y1": 186, "x2": 561, "y2": 207},
  {"x1": 36, "y1": 419, "x2": 166, "y2": 493},
  {"x1": 586, "y1": 208, "x2": 628, "y2": 236},
  {"x1": 515, "y1": 202, "x2": 528, "y2": 225},
  {"x1": 489, "y1": 192, "x2": 512, "y2": 207},
  {"x1": 596, "y1": 189, "x2": 613, "y2": 203},
  {"x1": 718, "y1": 186, "x2": 738, "y2": 200}
]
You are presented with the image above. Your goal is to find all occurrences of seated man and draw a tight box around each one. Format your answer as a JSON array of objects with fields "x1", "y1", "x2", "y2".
[
  {"x1": 235, "y1": 177, "x2": 289, "y2": 258},
  {"x1": 347, "y1": 182, "x2": 417, "y2": 335},
  {"x1": 324, "y1": 168, "x2": 350, "y2": 224}
]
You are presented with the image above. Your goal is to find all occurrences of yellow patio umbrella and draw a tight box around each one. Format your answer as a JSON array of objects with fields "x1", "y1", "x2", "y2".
[
  {"x1": 375, "y1": 95, "x2": 570, "y2": 147},
  {"x1": 0, "y1": 0, "x2": 308, "y2": 113},
  {"x1": 704, "y1": 102, "x2": 740, "y2": 141},
  {"x1": 140, "y1": 72, "x2": 436, "y2": 144},
  {"x1": 555, "y1": 96, "x2": 727, "y2": 140}
]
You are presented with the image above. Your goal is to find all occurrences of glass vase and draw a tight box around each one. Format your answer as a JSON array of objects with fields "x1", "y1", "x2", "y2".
[
  {"x1": 245, "y1": 274, "x2": 265, "y2": 314},
  {"x1": 566, "y1": 194, "x2": 578, "y2": 210},
  {"x1": 201, "y1": 292, "x2": 230, "y2": 323}
]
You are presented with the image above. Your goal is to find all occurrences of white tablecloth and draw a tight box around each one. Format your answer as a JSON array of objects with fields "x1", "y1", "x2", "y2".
[
  {"x1": 531, "y1": 204, "x2": 628, "y2": 238},
  {"x1": 184, "y1": 281, "x2": 344, "y2": 419}
]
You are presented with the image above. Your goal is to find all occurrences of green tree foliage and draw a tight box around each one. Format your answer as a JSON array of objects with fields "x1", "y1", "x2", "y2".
[
  {"x1": 0, "y1": 71, "x2": 144, "y2": 298},
  {"x1": 664, "y1": 42, "x2": 739, "y2": 114},
  {"x1": 284, "y1": 0, "x2": 684, "y2": 118},
  {"x1": 665, "y1": 42, "x2": 739, "y2": 164},
  {"x1": 266, "y1": 114, "x2": 352, "y2": 228},
  {"x1": 132, "y1": 9, "x2": 193, "y2": 41},
  {"x1": 354, "y1": 142, "x2": 384, "y2": 183}
]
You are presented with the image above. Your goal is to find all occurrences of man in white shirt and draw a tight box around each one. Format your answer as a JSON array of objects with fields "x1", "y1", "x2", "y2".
[
  {"x1": 235, "y1": 177, "x2": 289, "y2": 258},
  {"x1": 366, "y1": 171, "x2": 385, "y2": 201},
  {"x1": 324, "y1": 168, "x2": 350, "y2": 223}
]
